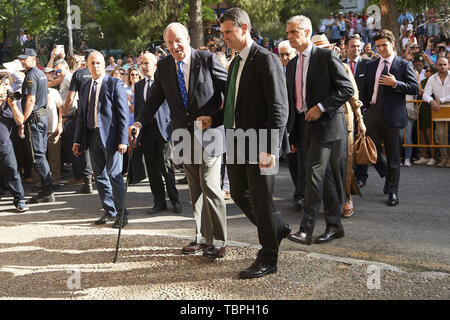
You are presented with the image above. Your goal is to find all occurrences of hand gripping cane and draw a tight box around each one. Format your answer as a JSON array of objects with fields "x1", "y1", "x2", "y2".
[{"x1": 113, "y1": 128, "x2": 137, "y2": 263}]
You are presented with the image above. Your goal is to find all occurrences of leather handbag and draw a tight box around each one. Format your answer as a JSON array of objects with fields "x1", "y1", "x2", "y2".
[{"x1": 354, "y1": 134, "x2": 377, "y2": 165}]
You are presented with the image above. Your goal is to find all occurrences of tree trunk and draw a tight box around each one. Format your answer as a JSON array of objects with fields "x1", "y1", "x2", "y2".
[
  {"x1": 380, "y1": 0, "x2": 401, "y2": 54},
  {"x1": 188, "y1": 0, "x2": 203, "y2": 49}
]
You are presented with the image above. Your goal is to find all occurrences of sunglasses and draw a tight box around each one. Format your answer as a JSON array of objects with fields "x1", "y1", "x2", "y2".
[
  {"x1": 53, "y1": 70, "x2": 62, "y2": 75},
  {"x1": 130, "y1": 73, "x2": 139, "y2": 76}
]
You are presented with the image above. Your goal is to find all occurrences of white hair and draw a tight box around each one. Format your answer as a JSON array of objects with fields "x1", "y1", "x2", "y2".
[
  {"x1": 278, "y1": 40, "x2": 295, "y2": 52},
  {"x1": 286, "y1": 15, "x2": 313, "y2": 38},
  {"x1": 163, "y1": 22, "x2": 189, "y2": 41}
]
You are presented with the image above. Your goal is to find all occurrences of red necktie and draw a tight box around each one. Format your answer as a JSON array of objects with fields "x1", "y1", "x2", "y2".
[{"x1": 350, "y1": 60, "x2": 355, "y2": 75}]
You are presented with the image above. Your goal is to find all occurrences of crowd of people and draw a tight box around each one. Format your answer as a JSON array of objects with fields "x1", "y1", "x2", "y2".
[{"x1": 0, "y1": 6, "x2": 449, "y2": 280}]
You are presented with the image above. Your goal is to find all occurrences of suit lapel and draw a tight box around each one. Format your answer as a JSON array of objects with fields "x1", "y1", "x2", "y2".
[
  {"x1": 97, "y1": 74, "x2": 109, "y2": 113},
  {"x1": 235, "y1": 43, "x2": 257, "y2": 111},
  {"x1": 187, "y1": 48, "x2": 201, "y2": 109},
  {"x1": 289, "y1": 55, "x2": 299, "y2": 100},
  {"x1": 389, "y1": 56, "x2": 401, "y2": 77},
  {"x1": 166, "y1": 55, "x2": 185, "y2": 110},
  {"x1": 306, "y1": 45, "x2": 319, "y2": 103}
]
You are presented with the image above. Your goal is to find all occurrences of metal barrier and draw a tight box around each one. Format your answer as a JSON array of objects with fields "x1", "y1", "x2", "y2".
[{"x1": 402, "y1": 100, "x2": 450, "y2": 148}]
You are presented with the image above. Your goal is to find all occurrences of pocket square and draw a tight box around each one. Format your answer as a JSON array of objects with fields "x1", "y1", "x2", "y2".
[{"x1": 358, "y1": 74, "x2": 365, "y2": 77}]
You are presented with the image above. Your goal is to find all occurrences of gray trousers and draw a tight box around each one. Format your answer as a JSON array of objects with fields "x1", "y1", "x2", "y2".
[{"x1": 183, "y1": 147, "x2": 227, "y2": 247}]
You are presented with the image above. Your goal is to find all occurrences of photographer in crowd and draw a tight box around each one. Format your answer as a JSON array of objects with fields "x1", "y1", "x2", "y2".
[{"x1": 0, "y1": 72, "x2": 29, "y2": 212}]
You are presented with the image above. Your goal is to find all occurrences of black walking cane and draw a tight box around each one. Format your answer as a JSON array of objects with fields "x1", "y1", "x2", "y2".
[{"x1": 113, "y1": 128, "x2": 137, "y2": 263}]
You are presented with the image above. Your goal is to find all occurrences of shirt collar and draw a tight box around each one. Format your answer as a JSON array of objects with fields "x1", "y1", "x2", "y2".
[
  {"x1": 301, "y1": 42, "x2": 313, "y2": 58},
  {"x1": 238, "y1": 39, "x2": 253, "y2": 62},
  {"x1": 92, "y1": 73, "x2": 105, "y2": 84},
  {"x1": 348, "y1": 56, "x2": 360, "y2": 63},
  {"x1": 382, "y1": 53, "x2": 396, "y2": 65}
]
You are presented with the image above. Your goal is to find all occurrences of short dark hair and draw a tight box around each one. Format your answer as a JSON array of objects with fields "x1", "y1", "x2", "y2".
[
  {"x1": 373, "y1": 29, "x2": 396, "y2": 43},
  {"x1": 345, "y1": 34, "x2": 361, "y2": 45},
  {"x1": 219, "y1": 7, "x2": 252, "y2": 31}
]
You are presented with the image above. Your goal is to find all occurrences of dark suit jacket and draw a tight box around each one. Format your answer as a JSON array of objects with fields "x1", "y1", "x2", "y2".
[
  {"x1": 211, "y1": 42, "x2": 289, "y2": 158},
  {"x1": 286, "y1": 45, "x2": 354, "y2": 145},
  {"x1": 74, "y1": 74, "x2": 129, "y2": 152},
  {"x1": 361, "y1": 56, "x2": 419, "y2": 127},
  {"x1": 343, "y1": 57, "x2": 370, "y2": 108},
  {"x1": 136, "y1": 48, "x2": 227, "y2": 134},
  {"x1": 134, "y1": 78, "x2": 172, "y2": 142}
]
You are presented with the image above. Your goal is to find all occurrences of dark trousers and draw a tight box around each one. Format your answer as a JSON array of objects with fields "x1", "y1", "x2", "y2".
[
  {"x1": 11, "y1": 126, "x2": 33, "y2": 179},
  {"x1": 88, "y1": 130, "x2": 129, "y2": 218},
  {"x1": 301, "y1": 137, "x2": 347, "y2": 235},
  {"x1": 0, "y1": 144, "x2": 25, "y2": 205},
  {"x1": 287, "y1": 149, "x2": 306, "y2": 200},
  {"x1": 365, "y1": 106, "x2": 401, "y2": 194},
  {"x1": 28, "y1": 115, "x2": 53, "y2": 193},
  {"x1": 227, "y1": 163, "x2": 286, "y2": 266},
  {"x1": 63, "y1": 118, "x2": 92, "y2": 180},
  {"x1": 142, "y1": 122, "x2": 178, "y2": 207}
]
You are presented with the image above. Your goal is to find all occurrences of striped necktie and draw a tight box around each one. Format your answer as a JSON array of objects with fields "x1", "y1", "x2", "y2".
[{"x1": 224, "y1": 55, "x2": 241, "y2": 129}]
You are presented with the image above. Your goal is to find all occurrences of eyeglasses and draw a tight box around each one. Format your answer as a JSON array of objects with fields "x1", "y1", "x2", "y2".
[{"x1": 279, "y1": 53, "x2": 293, "y2": 58}]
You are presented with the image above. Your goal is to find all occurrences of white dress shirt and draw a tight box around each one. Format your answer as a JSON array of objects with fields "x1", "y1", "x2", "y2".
[
  {"x1": 88, "y1": 73, "x2": 106, "y2": 128},
  {"x1": 295, "y1": 43, "x2": 325, "y2": 113},
  {"x1": 423, "y1": 71, "x2": 450, "y2": 104},
  {"x1": 230, "y1": 39, "x2": 253, "y2": 127}
]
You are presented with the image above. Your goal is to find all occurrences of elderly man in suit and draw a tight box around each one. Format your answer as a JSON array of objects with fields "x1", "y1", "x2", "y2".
[
  {"x1": 285, "y1": 15, "x2": 354, "y2": 246},
  {"x1": 134, "y1": 52, "x2": 182, "y2": 214},
  {"x1": 198, "y1": 7, "x2": 290, "y2": 279},
  {"x1": 73, "y1": 50, "x2": 130, "y2": 228},
  {"x1": 361, "y1": 29, "x2": 419, "y2": 206},
  {"x1": 129, "y1": 23, "x2": 228, "y2": 259}
]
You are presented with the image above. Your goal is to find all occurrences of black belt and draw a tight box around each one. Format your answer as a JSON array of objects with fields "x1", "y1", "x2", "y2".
[{"x1": 89, "y1": 127, "x2": 100, "y2": 133}]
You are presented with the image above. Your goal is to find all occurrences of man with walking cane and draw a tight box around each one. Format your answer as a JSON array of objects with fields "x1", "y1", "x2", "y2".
[{"x1": 73, "y1": 50, "x2": 130, "y2": 228}]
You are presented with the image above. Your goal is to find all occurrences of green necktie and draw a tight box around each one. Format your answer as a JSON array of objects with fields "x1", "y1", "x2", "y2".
[{"x1": 224, "y1": 55, "x2": 241, "y2": 129}]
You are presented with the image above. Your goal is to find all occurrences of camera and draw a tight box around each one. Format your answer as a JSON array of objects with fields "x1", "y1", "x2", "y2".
[{"x1": 8, "y1": 90, "x2": 22, "y2": 100}]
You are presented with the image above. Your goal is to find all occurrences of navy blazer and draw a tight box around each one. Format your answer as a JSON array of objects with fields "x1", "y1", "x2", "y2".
[
  {"x1": 134, "y1": 78, "x2": 172, "y2": 142},
  {"x1": 286, "y1": 45, "x2": 354, "y2": 145},
  {"x1": 74, "y1": 74, "x2": 129, "y2": 152},
  {"x1": 362, "y1": 56, "x2": 419, "y2": 128},
  {"x1": 136, "y1": 48, "x2": 227, "y2": 133}
]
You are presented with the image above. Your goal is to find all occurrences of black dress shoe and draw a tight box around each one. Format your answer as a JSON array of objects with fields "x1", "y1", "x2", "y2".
[
  {"x1": 287, "y1": 231, "x2": 312, "y2": 245},
  {"x1": 172, "y1": 201, "x2": 183, "y2": 213},
  {"x1": 277, "y1": 224, "x2": 291, "y2": 246},
  {"x1": 202, "y1": 245, "x2": 226, "y2": 258},
  {"x1": 112, "y1": 216, "x2": 128, "y2": 228},
  {"x1": 387, "y1": 193, "x2": 399, "y2": 206},
  {"x1": 239, "y1": 261, "x2": 277, "y2": 279},
  {"x1": 95, "y1": 214, "x2": 114, "y2": 225},
  {"x1": 314, "y1": 227, "x2": 345, "y2": 244},
  {"x1": 147, "y1": 204, "x2": 167, "y2": 214}
]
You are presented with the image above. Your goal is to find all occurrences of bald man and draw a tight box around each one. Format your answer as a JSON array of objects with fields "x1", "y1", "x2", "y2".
[{"x1": 73, "y1": 50, "x2": 130, "y2": 228}]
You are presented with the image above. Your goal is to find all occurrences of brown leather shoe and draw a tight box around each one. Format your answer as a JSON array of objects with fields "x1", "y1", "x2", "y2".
[
  {"x1": 202, "y1": 245, "x2": 226, "y2": 258},
  {"x1": 181, "y1": 242, "x2": 207, "y2": 255}
]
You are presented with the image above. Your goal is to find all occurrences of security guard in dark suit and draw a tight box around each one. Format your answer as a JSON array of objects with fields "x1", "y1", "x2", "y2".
[{"x1": 18, "y1": 48, "x2": 55, "y2": 203}]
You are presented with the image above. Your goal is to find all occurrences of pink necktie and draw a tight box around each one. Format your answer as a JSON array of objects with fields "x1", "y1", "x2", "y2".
[{"x1": 296, "y1": 54, "x2": 304, "y2": 113}]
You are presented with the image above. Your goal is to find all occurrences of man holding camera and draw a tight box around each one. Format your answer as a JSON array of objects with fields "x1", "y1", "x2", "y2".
[
  {"x1": 18, "y1": 48, "x2": 55, "y2": 204},
  {"x1": 0, "y1": 72, "x2": 29, "y2": 212}
]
